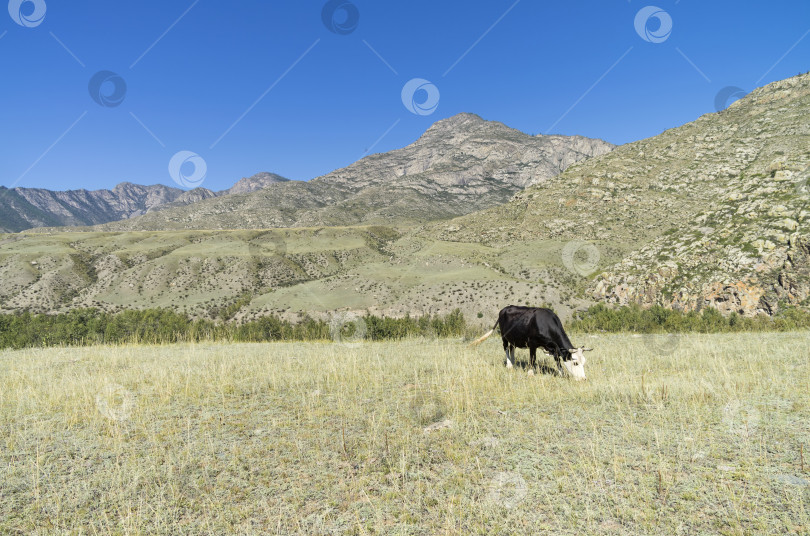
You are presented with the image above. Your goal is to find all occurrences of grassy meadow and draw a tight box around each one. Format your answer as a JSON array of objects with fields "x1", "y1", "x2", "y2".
[{"x1": 1, "y1": 332, "x2": 809, "y2": 535}]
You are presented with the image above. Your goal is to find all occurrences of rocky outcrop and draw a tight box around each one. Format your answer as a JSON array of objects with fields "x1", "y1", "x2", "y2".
[
  {"x1": 592, "y1": 235, "x2": 808, "y2": 317},
  {"x1": 766, "y1": 235, "x2": 810, "y2": 311}
]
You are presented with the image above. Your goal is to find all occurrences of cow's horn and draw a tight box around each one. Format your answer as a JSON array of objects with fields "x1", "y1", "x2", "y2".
[{"x1": 582, "y1": 347, "x2": 593, "y2": 352}]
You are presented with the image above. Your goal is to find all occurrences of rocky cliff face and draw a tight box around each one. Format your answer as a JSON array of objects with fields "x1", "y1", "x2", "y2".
[
  {"x1": 0, "y1": 183, "x2": 189, "y2": 232},
  {"x1": 97, "y1": 113, "x2": 614, "y2": 231}
]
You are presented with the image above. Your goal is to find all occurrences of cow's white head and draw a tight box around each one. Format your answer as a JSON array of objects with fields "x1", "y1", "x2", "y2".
[{"x1": 562, "y1": 347, "x2": 592, "y2": 381}]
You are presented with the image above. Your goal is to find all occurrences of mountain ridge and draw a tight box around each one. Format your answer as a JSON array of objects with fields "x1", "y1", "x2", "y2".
[
  {"x1": 0, "y1": 172, "x2": 290, "y2": 233},
  {"x1": 95, "y1": 113, "x2": 615, "y2": 231}
]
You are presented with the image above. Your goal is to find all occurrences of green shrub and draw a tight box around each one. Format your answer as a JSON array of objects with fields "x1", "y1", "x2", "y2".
[
  {"x1": 0, "y1": 308, "x2": 467, "y2": 349},
  {"x1": 567, "y1": 303, "x2": 810, "y2": 333}
]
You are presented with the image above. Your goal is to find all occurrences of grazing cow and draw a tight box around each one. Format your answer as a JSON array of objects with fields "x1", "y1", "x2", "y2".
[{"x1": 471, "y1": 305, "x2": 592, "y2": 380}]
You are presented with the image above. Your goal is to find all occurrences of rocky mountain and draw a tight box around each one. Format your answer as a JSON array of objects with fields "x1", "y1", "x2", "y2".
[
  {"x1": 435, "y1": 73, "x2": 810, "y2": 316},
  {"x1": 96, "y1": 114, "x2": 615, "y2": 231},
  {"x1": 2, "y1": 74, "x2": 807, "y2": 322},
  {"x1": 0, "y1": 173, "x2": 290, "y2": 233}
]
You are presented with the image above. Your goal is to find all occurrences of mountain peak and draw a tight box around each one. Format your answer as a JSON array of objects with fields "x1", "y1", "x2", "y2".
[
  {"x1": 418, "y1": 113, "x2": 522, "y2": 143},
  {"x1": 433, "y1": 112, "x2": 485, "y2": 126},
  {"x1": 424, "y1": 113, "x2": 490, "y2": 132},
  {"x1": 225, "y1": 172, "x2": 290, "y2": 196}
]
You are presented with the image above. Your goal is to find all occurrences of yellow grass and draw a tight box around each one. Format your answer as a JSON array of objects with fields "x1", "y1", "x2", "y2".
[{"x1": 1, "y1": 332, "x2": 809, "y2": 534}]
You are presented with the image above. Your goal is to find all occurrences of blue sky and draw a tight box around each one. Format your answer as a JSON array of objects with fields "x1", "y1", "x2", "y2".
[{"x1": 1, "y1": 0, "x2": 808, "y2": 192}]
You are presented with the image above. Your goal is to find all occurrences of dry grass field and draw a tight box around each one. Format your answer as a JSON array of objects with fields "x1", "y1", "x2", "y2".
[{"x1": 1, "y1": 332, "x2": 809, "y2": 535}]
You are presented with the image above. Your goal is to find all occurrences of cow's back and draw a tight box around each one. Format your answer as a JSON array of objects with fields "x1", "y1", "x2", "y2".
[
  {"x1": 498, "y1": 305, "x2": 541, "y2": 346},
  {"x1": 498, "y1": 305, "x2": 535, "y2": 331}
]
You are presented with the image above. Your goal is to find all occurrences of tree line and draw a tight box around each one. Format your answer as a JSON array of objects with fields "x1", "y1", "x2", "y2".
[
  {"x1": 568, "y1": 303, "x2": 810, "y2": 333},
  {"x1": 0, "y1": 304, "x2": 807, "y2": 350},
  {"x1": 0, "y1": 308, "x2": 468, "y2": 350}
]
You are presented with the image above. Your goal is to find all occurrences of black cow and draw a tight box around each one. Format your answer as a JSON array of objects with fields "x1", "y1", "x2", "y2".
[{"x1": 471, "y1": 305, "x2": 592, "y2": 380}]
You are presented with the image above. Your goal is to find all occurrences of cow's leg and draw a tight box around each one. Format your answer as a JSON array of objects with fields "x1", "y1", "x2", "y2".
[
  {"x1": 509, "y1": 345, "x2": 516, "y2": 367},
  {"x1": 553, "y1": 353, "x2": 564, "y2": 376},
  {"x1": 529, "y1": 346, "x2": 537, "y2": 369},
  {"x1": 503, "y1": 338, "x2": 513, "y2": 369}
]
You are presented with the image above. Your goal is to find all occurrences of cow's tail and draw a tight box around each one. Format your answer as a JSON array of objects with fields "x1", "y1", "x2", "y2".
[{"x1": 469, "y1": 320, "x2": 499, "y2": 347}]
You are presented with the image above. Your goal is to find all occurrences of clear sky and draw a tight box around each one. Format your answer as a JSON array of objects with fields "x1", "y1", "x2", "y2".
[{"x1": 1, "y1": 0, "x2": 809, "y2": 192}]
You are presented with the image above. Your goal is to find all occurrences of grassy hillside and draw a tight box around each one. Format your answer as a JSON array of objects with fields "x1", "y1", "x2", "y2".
[
  {"x1": 0, "y1": 227, "x2": 606, "y2": 321},
  {"x1": 1, "y1": 333, "x2": 808, "y2": 534},
  {"x1": 429, "y1": 73, "x2": 810, "y2": 317}
]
